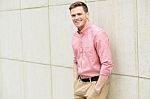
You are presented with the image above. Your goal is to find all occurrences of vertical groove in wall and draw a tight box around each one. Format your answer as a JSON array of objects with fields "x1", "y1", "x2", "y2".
[
  {"x1": 48, "y1": 0, "x2": 53, "y2": 98},
  {"x1": 0, "y1": 60, "x2": 3, "y2": 99},
  {"x1": 135, "y1": 0, "x2": 139, "y2": 99},
  {"x1": 19, "y1": 0, "x2": 26, "y2": 98},
  {"x1": 23, "y1": 62, "x2": 27, "y2": 99},
  {"x1": 20, "y1": 10, "x2": 25, "y2": 99}
]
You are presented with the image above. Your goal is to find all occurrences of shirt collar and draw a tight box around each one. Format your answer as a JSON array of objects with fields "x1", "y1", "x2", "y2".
[{"x1": 77, "y1": 21, "x2": 91, "y2": 35}]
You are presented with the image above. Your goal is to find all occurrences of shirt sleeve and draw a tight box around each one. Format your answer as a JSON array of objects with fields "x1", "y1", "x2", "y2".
[
  {"x1": 94, "y1": 30, "x2": 113, "y2": 76},
  {"x1": 73, "y1": 49, "x2": 77, "y2": 65},
  {"x1": 72, "y1": 34, "x2": 78, "y2": 65}
]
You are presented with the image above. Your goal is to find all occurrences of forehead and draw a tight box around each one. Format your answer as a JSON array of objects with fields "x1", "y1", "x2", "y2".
[{"x1": 70, "y1": 6, "x2": 85, "y2": 14}]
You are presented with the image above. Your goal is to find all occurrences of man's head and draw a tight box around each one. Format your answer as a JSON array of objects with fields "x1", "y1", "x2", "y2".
[
  {"x1": 69, "y1": 1, "x2": 88, "y2": 13},
  {"x1": 69, "y1": 1, "x2": 89, "y2": 31}
]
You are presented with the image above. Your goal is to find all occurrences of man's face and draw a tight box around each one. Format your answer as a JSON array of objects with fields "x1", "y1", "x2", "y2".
[{"x1": 70, "y1": 6, "x2": 89, "y2": 30}]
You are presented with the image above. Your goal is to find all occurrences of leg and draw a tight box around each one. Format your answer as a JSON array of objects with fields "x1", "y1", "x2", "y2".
[
  {"x1": 74, "y1": 79, "x2": 92, "y2": 99},
  {"x1": 74, "y1": 79, "x2": 86, "y2": 99}
]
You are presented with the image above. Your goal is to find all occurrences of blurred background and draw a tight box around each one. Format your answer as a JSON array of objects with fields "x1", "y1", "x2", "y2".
[{"x1": 0, "y1": 0, "x2": 150, "y2": 99}]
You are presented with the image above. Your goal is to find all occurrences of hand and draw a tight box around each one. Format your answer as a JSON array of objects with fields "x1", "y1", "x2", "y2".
[
  {"x1": 94, "y1": 85, "x2": 102, "y2": 94},
  {"x1": 94, "y1": 75, "x2": 108, "y2": 94}
]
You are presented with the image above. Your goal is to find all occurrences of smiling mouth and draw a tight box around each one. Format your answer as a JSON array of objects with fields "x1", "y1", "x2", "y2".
[{"x1": 75, "y1": 20, "x2": 82, "y2": 24}]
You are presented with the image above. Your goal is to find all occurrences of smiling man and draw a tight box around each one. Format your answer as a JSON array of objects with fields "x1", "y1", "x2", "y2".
[{"x1": 69, "y1": 1, "x2": 113, "y2": 99}]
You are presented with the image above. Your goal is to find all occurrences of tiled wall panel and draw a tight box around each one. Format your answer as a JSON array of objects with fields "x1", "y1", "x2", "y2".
[
  {"x1": 21, "y1": 0, "x2": 48, "y2": 9},
  {"x1": 21, "y1": 7, "x2": 50, "y2": 64},
  {"x1": 49, "y1": 0, "x2": 75, "y2": 5},
  {"x1": 50, "y1": 5, "x2": 74, "y2": 67},
  {"x1": 0, "y1": 0, "x2": 20, "y2": 10},
  {"x1": 52, "y1": 66, "x2": 74, "y2": 99},
  {"x1": 138, "y1": 0, "x2": 150, "y2": 78},
  {"x1": 111, "y1": 0, "x2": 138, "y2": 76},
  {"x1": 24, "y1": 63, "x2": 51, "y2": 99},
  {"x1": 0, "y1": 59, "x2": 24, "y2": 99},
  {"x1": 0, "y1": 11, "x2": 22, "y2": 60},
  {"x1": 139, "y1": 78, "x2": 150, "y2": 99},
  {"x1": 108, "y1": 75, "x2": 138, "y2": 99}
]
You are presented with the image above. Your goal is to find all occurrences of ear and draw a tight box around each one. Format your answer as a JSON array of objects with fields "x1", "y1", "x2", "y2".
[{"x1": 86, "y1": 12, "x2": 89, "y2": 19}]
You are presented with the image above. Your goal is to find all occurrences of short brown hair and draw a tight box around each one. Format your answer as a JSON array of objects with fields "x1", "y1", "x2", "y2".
[{"x1": 69, "y1": 1, "x2": 88, "y2": 13}]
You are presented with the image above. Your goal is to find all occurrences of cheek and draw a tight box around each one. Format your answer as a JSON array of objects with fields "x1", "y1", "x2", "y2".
[{"x1": 71, "y1": 18, "x2": 75, "y2": 22}]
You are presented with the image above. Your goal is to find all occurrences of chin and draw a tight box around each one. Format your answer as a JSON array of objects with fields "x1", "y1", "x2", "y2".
[
  {"x1": 75, "y1": 23, "x2": 81, "y2": 26},
  {"x1": 75, "y1": 25, "x2": 81, "y2": 28}
]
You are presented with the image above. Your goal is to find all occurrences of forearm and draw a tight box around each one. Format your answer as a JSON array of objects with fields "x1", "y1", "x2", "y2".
[{"x1": 73, "y1": 64, "x2": 78, "y2": 81}]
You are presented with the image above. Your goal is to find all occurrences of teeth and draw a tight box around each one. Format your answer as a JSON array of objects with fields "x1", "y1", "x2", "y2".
[{"x1": 75, "y1": 20, "x2": 81, "y2": 23}]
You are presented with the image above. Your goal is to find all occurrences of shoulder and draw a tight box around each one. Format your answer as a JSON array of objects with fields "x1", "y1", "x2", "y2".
[
  {"x1": 90, "y1": 23, "x2": 103, "y2": 32},
  {"x1": 72, "y1": 32, "x2": 78, "y2": 37},
  {"x1": 90, "y1": 23, "x2": 107, "y2": 38},
  {"x1": 72, "y1": 32, "x2": 79, "y2": 42}
]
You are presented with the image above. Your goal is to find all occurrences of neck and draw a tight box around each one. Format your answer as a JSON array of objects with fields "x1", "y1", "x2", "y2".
[{"x1": 78, "y1": 20, "x2": 89, "y2": 32}]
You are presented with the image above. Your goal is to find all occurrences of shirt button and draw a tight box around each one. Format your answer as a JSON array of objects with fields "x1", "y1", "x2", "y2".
[{"x1": 80, "y1": 48, "x2": 82, "y2": 53}]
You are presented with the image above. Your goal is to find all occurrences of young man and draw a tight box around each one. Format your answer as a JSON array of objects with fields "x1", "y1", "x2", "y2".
[{"x1": 69, "y1": 1, "x2": 113, "y2": 99}]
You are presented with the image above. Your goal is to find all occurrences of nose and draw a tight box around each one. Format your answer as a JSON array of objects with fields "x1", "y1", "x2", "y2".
[{"x1": 74, "y1": 15, "x2": 79, "y2": 20}]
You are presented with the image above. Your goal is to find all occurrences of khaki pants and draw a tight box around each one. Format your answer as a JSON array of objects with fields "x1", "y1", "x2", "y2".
[{"x1": 74, "y1": 79, "x2": 110, "y2": 99}]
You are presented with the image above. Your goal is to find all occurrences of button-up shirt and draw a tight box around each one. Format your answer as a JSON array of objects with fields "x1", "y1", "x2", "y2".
[{"x1": 72, "y1": 22, "x2": 113, "y2": 77}]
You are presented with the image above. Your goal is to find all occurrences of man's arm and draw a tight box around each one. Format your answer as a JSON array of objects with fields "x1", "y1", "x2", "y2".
[{"x1": 94, "y1": 31, "x2": 113, "y2": 93}]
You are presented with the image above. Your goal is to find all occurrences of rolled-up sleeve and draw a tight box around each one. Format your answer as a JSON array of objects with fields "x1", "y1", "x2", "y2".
[{"x1": 95, "y1": 31, "x2": 113, "y2": 76}]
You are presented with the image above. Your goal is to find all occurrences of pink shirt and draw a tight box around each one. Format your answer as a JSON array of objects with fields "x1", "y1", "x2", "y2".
[{"x1": 72, "y1": 22, "x2": 113, "y2": 77}]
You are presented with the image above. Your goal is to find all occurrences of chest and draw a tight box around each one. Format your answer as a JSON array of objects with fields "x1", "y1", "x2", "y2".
[{"x1": 72, "y1": 33, "x2": 95, "y2": 52}]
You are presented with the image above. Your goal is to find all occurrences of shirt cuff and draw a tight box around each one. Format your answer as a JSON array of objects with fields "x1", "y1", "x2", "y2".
[{"x1": 100, "y1": 65, "x2": 113, "y2": 76}]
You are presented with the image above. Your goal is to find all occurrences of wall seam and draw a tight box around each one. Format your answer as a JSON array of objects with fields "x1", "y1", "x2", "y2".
[
  {"x1": 135, "y1": 0, "x2": 140, "y2": 99},
  {"x1": 0, "y1": 6, "x2": 49, "y2": 12},
  {"x1": 48, "y1": 0, "x2": 53, "y2": 98},
  {"x1": 19, "y1": 0, "x2": 26, "y2": 98},
  {"x1": 0, "y1": 57, "x2": 50, "y2": 65}
]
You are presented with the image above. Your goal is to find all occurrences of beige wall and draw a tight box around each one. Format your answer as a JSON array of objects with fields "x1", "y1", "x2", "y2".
[{"x1": 0, "y1": 0, "x2": 150, "y2": 99}]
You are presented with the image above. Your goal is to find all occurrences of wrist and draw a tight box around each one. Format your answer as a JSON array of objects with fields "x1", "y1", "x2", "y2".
[{"x1": 95, "y1": 84, "x2": 102, "y2": 90}]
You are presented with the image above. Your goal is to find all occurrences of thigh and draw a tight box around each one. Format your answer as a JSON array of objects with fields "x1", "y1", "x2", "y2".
[
  {"x1": 74, "y1": 79, "x2": 84, "y2": 96},
  {"x1": 75, "y1": 95, "x2": 86, "y2": 99},
  {"x1": 74, "y1": 79, "x2": 85, "y2": 98},
  {"x1": 74, "y1": 79, "x2": 91, "y2": 99},
  {"x1": 86, "y1": 82, "x2": 99, "y2": 99}
]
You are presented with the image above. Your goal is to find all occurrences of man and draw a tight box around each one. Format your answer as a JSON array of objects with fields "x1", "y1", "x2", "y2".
[{"x1": 69, "y1": 1, "x2": 113, "y2": 99}]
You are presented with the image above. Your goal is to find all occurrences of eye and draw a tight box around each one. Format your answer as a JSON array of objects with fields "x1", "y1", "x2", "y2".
[
  {"x1": 77, "y1": 13, "x2": 82, "y2": 16},
  {"x1": 71, "y1": 14, "x2": 76, "y2": 17}
]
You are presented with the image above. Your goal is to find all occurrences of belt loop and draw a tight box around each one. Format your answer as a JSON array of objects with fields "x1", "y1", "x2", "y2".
[
  {"x1": 78, "y1": 75, "x2": 80, "y2": 79},
  {"x1": 89, "y1": 77, "x2": 92, "y2": 82}
]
